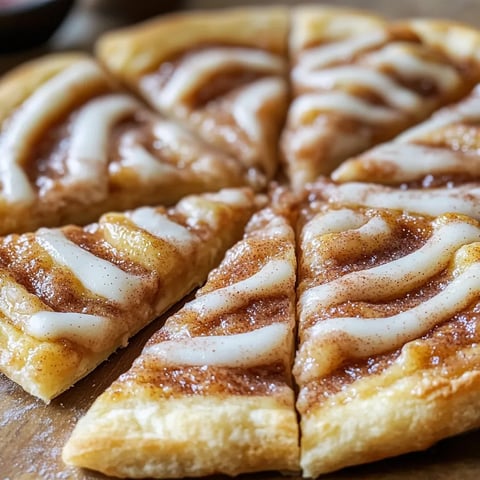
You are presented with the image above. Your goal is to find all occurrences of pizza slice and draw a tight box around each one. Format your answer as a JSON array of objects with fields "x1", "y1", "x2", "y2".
[
  {"x1": 0, "y1": 53, "x2": 249, "y2": 235},
  {"x1": 282, "y1": 6, "x2": 480, "y2": 189},
  {"x1": 333, "y1": 83, "x2": 480, "y2": 186},
  {"x1": 96, "y1": 7, "x2": 289, "y2": 188},
  {"x1": 62, "y1": 195, "x2": 299, "y2": 478},
  {"x1": 0, "y1": 188, "x2": 258, "y2": 402},
  {"x1": 295, "y1": 199, "x2": 480, "y2": 477}
]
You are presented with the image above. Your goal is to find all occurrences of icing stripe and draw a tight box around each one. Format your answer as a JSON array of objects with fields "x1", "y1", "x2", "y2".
[
  {"x1": 25, "y1": 311, "x2": 115, "y2": 352},
  {"x1": 397, "y1": 91, "x2": 480, "y2": 142},
  {"x1": 0, "y1": 61, "x2": 104, "y2": 204},
  {"x1": 364, "y1": 43, "x2": 460, "y2": 91},
  {"x1": 232, "y1": 77, "x2": 285, "y2": 142},
  {"x1": 332, "y1": 143, "x2": 480, "y2": 183},
  {"x1": 184, "y1": 259, "x2": 293, "y2": 318},
  {"x1": 115, "y1": 140, "x2": 179, "y2": 181},
  {"x1": 301, "y1": 220, "x2": 480, "y2": 318},
  {"x1": 128, "y1": 208, "x2": 195, "y2": 251},
  {"x1": 302, "y1": 256, "x2": 480, "y2": 377},
  {"x1": 36, "y1": 229, "x2": 143, "y2": 304},
  {"x1": 144, "y1": 323, "x2": 290, "y2": 368},
  {"x1": 64, "y1": 94, "x2": 139, "y2": 185},
  {"x1": 322, "y1": 182, "x2": 480, "y2": 219},
  {"x1": 297, "y1": 31, "x2": 387, "y2": 70},
  {"x1": 293, "y1": 66, "x2": 421, "y2": 111},
  {"x1": 289, "y1": 91, "x2": 399, "y2": 125},
  {"x1": 302, "y1": 209, "x2": 367, "y2": 242},
  {"x1": 149, "y1": 48, "x2": 284, "y2": 110}
]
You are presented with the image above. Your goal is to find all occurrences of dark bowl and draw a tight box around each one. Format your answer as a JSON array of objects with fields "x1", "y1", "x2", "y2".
[{"x1": 0, "y1": 0, "x2": 75, "y2": 53}]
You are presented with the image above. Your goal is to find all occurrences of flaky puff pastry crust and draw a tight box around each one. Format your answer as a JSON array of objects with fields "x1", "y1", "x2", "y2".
[
  {"x1": 63, "y1": 390, "x2": 299, "y2": 478},
  {"x1": 300, "y1": 347, "x2": 480, "y2": 477},
  {"x1": 0, "y1": 189, "x2": 258, "y2": 402},
  {"x1": 64, "y1": 198, "x2": 300, "y2": 477},
  {"x1": 295, "y1": 198, "x2": 480, "y2": 477}
]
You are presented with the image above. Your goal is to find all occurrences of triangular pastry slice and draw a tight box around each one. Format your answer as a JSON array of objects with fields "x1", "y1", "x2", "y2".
[
  {"x1": 295, "y1": 200, "x2": 480, "y2": 476},
  {"x1": 96, "y1": 7, "x2": 289, "y2": 188},
  {"x1": 282, "y1": 6, "x2": 480, "y2": 189},
  {"x1": 333, "y1": 83, "x2": 480, "y2": 186},
  {"x1": 63, "y1": 197, "x2": 300, "y2": 477},
  {"x1": 0, "y1": 53, "x2": 248, "y2": 235},
  {"x1": 0, "y1": 188, "x2": 258, "y2": 402}
]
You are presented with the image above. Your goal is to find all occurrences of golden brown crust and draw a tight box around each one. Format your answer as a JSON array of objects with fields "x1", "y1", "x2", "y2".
[
  {"x1": 63, "y1": 393, "x2": 299, "y2": 478},
  {"x1": 300, "y1": 347, "x2": 480, "y2": 477},
  {"x1": 96, "y1": 7, "x2": 289, "y2": 82}
]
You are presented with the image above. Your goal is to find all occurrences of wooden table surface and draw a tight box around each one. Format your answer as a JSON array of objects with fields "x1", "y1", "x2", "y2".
[{"x1": 1, "y1": 0, "x2": 480, "y2": 479}]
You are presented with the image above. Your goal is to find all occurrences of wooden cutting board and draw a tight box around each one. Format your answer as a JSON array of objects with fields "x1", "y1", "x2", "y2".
[{"x1": 1, "y1": 301, "x2": 480, "y2": 480}]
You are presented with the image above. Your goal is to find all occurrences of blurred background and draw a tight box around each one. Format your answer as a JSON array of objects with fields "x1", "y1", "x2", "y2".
[{"x1": 1, "y1": 0, "x2": 480, "y2": 73}]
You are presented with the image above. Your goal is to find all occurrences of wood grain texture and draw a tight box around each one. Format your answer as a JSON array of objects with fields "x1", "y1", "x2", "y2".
[{"x1": 1, "y1": 0, "x2": 480, "y2": 479}]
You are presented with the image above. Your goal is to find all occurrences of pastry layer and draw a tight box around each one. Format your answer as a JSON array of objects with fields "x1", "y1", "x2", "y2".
[
  {"x1": 0, "y1": 188, "x2": 257, "y2": 401},
  {"x1": 63, "y1": 199, "x2": 300, "y2": 477},
  {"x1": 282, "y1": 6, "x2": 480, "y2": 189},
  {"x1": 0, "y1": 54, "x2": 249, "y2": 234},
  {"x1": 96, "y1": 7, "x2": 290, "y2": 188},
  {"x1": 295, "y1": 201, "x2": 480, "y2": 477}
]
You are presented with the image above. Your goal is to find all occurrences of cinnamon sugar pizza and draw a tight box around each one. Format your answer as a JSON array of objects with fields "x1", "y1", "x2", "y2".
[
  {"x1": 0, "y1": 4, "x2": 479, "y2": 480},
  {"x1": 0, "y1": 188, "x2": 257, "y2": 402},
  {"x1": 0, "y1": 53, "x2": 250, "y2": 235},
  {"x1": 282, "y1": 6, "x2": 480, "y2": 189},
  {"x1": 96, "y1": 7, "x2": 289, "y2": 189},
  {"x1": 295, "y1": 198, "x2": 480, "y2": 477},
  {"x1": 63, "y1": 198, "x2": 299, "y2": 478}
]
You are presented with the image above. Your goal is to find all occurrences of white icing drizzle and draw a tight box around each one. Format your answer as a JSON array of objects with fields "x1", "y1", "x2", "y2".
[
  {"x1": 232, "y1": 77, "x2": 285, "y2": 141},
  {"x1": 364, "y1": 43, "x2": 460, "y2": 91},
  {"x1": 128, "y1": 207, "x2": 195, "y2": 251},
  {"x1": 322, "y1": 182, "x2": 480, "y2": 219},
  {"x1": 332, "y1": 143, "x2": 480, "y2": 182},
  {"x1": 301, "y1": 220, "x2": 480, "y2": 318},
  {"x1": 184, "y1": 259, "x2": 293, "y2": 318},
  {"x1": 203, "y1": 188, "x2": 252, "y2": 207},
  {"x1": 114, "y1": 140, "x2": 178, "y2": 181},
  {"x1": 24, "y1": 311, "x2": 115, "y2": 352},
  {"x1": 143, "y1": 323, "x2": 289, "y2": 368},
  {"x1": 36, "y1": 229, "x2": 143, "y2": 304},
  {"x1": 148, "y1": 48, "x2": 284, "y2": 111},
  {"x1": 397, "y1": 92, "x2": 480, "y2": 142},
  {"x1": 64, "y1": 94, "x2": 139, "y2": 187},
  {"x1": 293, "y1": 66, "x2": 421, "y2": 111},
  {"x1": 0, "y1": 61, "x2": 104, "y2": 205},
  {"x1": 304, "y1": 256, "x2": 480, "y2": 374},
  {"x1": 297, "y1": 31, "x2": 387, "y2": 71},
  {"x1": 302, "y1": 209, "x2": 366, "y2": 243},
  {"x1": 289, "y1": 91, "x2": 400, "y2": 126}
]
